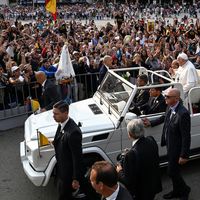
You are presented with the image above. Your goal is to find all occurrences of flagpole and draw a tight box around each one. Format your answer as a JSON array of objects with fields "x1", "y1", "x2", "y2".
[
  {"x1": 36, "y1": 129, "x2": 41, "y2": 158},
  {"x1": 32, "y1": 0, "x2": 34, "y2": 23}
]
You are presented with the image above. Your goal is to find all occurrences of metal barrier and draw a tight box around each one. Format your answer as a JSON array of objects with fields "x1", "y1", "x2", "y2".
[{"x1": 0, "y1": 72, "x2": 100, "y2": 121}]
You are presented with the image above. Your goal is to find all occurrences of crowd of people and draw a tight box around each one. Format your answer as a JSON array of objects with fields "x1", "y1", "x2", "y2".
[
  {"x1": 1, "y1": 2, "x2": 200, "y2": 21},
  {"x1": 1, "y1": 2, "x2": 200, "y2": 110}
]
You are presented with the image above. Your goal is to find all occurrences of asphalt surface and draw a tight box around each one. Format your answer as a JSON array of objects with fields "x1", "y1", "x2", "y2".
[{"x1": 0, "y1": 127, "x2": 200, "y2": 200}]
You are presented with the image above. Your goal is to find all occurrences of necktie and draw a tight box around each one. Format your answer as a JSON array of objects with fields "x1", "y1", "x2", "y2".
[
  {"x1": 161, "y1": 109, "x2": 172, "y2": 146},
  {"x1": 166, "y1": 109, "x2": 172, "y2": 122},
  {"x1": 53, "y1": 124, "x2": 62, "y2": 146},
  {"x1": 170, "y1": 109, "x2": 174, "y2": 119},
  {"x1": 56, "y1": 124, "x2": 61, "y2": 134}
]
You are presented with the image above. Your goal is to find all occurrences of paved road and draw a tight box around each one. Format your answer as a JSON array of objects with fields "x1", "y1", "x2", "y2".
[{"x1": 0, "y1": 127, "x2": 200, "y2": 200}]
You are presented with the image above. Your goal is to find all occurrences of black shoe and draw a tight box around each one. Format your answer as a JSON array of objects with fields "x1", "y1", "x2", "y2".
[
  {"x1": 163, "y1": 191, "x2": 180, "y2": 199},
  {"x1": 180, "y1": 188, "x2": 190, "y2": 200},
  {"x1": 180, "y1": 194, "x2": 189, "y2": 200}
]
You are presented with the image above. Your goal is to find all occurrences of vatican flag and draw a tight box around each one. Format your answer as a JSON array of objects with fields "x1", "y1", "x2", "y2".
[
  {"x1": 31, "y1": 99, "x2": 40, "y2": 112},
  {"x1": 39, "y1": 131, "x2": 50, "y2": 147}
]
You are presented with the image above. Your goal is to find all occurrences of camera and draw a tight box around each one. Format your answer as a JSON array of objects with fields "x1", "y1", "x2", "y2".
[{"x1": 116, "y1": 148, "x2": 129, "y2": 166}]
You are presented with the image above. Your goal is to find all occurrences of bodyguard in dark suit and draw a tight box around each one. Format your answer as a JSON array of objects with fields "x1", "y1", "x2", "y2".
[
  {"x1": 117, "y1": 119, "x2": 162, "y2": 200},
  {"x1": 90, "y1": 161, "x2": 133, "y2": 200},
  {"x1": 53, "y1": 101, "x2": 98, "y2": 200},
  {"x1": 129, "y1": 74, "x2": 149, "y2": 115},
  {"x1": 139, "y1": 86, "x2": 167, "y2": 115},
  {"x1": 99, "y1": 55, "x2": 113, "y2": 84},
  {"x1": 99, "y1": 65, "x2": 108, "y2": 84},
  {"x1": 35, "y1": 71, "x2": 61, "y2": 112},
  {"x1": 143, "y1": 88, "x2": 191, "y2": 200}
]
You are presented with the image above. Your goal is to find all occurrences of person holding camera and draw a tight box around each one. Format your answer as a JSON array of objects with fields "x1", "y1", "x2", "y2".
[
  {"x1": 90, "y1": 161, "x2": 133, "y2": 200},
  {"x1": 116, "y1": 119, "x2": 162, "y2": 200}
]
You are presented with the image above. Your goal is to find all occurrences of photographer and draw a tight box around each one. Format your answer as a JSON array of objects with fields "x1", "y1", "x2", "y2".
[{"x1": 116, "y1": 119, "x2": 162, "y2": 200}]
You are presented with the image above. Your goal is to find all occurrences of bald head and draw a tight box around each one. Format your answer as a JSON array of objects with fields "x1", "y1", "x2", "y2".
[
  {"x1": 35, "y1": 71, "x2": 47, "y2": 85},
  {"x1": 165, "y1": 88, "x2": 180, "y2": 106},
  {"x1": 168, "y1": 88, "x2": 180, "y2": 98}
]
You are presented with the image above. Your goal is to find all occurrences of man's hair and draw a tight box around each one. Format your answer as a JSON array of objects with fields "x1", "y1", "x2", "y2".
[
  {"x1": 150, "y1": 83, "x2": 163, "y2": 92},
  {"x1": 127, "y1": 119, "x2": 145, "y2": 139},
  {"x1": 91, "y1": 161, "x2": 118, "y2": 187},
  {"x1": 138, "y1": 74, "x2": 148, "y2": 84},
  {"x1": 53, "y1": 100, "x2": 69, "y2": 113},
  {"x1": 170, "y1": 88, "x2": 181, "y2": 98},
  {"x1": 103, "y1": 55, "x2": 112, "y2": 63},
  {"x1": 151, "y1": 87, "x2": 162, "y2": 92}
]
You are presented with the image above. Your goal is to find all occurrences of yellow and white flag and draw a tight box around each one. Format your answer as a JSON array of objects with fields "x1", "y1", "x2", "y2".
[
  {"x1": 39, "y1": 131, "x2": 50, "y2": 147},
  {"x1": 31, "y1": 99, "x2": 40, "y2": 112}
]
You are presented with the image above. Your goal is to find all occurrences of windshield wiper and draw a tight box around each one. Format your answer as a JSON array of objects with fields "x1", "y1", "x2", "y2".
[
  {"x1": 108, "y1": 105, "x2": 111, "y2": 114},
  {"x1": 100, "y1": 96, "x2": 103, "y2": 105}
]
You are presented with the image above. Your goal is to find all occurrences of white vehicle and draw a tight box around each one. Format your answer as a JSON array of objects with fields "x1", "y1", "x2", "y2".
[{"x1": 20, "y1": 67, "x2": 200, "y2": 186}]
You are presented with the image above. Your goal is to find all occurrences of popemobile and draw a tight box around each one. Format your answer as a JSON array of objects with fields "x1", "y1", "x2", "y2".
[{"x1": 20, "y1": 67, "x2": 200, "y2": 186}]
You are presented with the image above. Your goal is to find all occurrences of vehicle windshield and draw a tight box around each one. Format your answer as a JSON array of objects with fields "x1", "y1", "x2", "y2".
[{"x1": 98, "y1": 73, "x2": 134, "y2": 114}]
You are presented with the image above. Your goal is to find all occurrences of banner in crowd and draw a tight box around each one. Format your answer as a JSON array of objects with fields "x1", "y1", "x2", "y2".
[
  {"x1": 45, "y1": 0, "x2": 57, "y2": 21},
  {"x1": 147, "y1": 20, "x2": 155, "y2": 32},
  {"x1": 55, "y1": 44, "x2": 75, "y2": 82}
]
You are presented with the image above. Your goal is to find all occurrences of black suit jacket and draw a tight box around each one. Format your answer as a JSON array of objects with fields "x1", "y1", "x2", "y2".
[
  {"x1": 53, "y1": 118, "x2": 83, "y2": 182},
  {"x1": 118, "y1": 136, "x2": 162, "y2": 200},
  {"x1": 151, "y1": 102, "x2": 191, "y2": 159},
  {"x1": 101, "y1": 184, "x2": 133, "y2": 200},
  {"x1": 40, "y1": 79, "x2": 61, "y2": 110},
  {"x1": 116, "y1": 184, "x2": 133, "y2": 200},
  {"x1": 140, "y1": 94, "x2": 167, "y2": 115},
  {"x1": 133, "y1": 89, "x2": 150, "y2": 108},
  {"x1": 99, "y1": 65, "x2": 108, "y2": 84}
]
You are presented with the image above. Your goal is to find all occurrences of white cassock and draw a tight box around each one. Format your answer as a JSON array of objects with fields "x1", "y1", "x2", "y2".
[{"x1": 175, "y1": 60, "x2": 200, "y2": 95}]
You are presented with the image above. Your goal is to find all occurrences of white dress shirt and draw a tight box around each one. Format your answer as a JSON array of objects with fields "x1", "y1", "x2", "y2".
[
  {"x1": 60, "y1": 117, "x2": 69, "y2": 133},
  {"x1": 132, "y1": 138, "x2": 139, "y2": 147},
  {"x1": 106, "y1": 183, "x2": 120, "y2": 200}
]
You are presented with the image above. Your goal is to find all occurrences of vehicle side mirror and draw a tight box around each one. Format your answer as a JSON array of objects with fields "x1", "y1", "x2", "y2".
[{"x1": 125, "y1": 112, "x2": 138, "y2": 125}]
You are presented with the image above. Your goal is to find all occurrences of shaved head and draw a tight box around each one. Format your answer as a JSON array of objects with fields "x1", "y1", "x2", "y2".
[
  {"x1": 165, "y1": 88, "x2": 181, "y2": 106},
  {"x1": 168, "y1": 88, "x2": 180, "y2": 98}
]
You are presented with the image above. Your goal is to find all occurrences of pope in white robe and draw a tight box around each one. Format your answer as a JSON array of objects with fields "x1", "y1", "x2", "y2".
[{"x1": 176, "y1": 52, "x2": 200, "y2": 96}]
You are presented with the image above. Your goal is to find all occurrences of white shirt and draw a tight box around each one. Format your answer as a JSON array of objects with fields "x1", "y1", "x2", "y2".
[
  {"x1": 175, "y1": 60, "x2": 199, "y2": 94},
  {"x1": 132, "y1": 138, "x2": 139, "y2": 147},
  {"x1": 106, "y1": 183, "x2": 120, "y2": 200},
  {"x1": 41, "y1": 79, "x2": 47, "y2": 88},
  {"x1": 60, "y1": 117, "x2": 69, "y2": 133}
]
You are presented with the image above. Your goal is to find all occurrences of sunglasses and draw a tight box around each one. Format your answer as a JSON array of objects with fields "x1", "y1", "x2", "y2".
[{"x1": 164, "y1": 95, "x2": 176, "y2": 99}]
